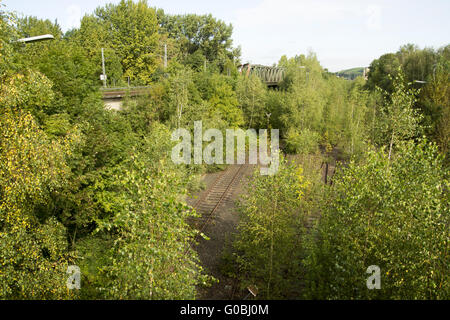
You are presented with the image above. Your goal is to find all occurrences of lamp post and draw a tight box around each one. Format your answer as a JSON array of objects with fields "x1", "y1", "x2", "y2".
[
  {"x1": 414, "y1": 63, "x2": 438, "y2": 85},
  {"x1": 164, "y1": 43, "x2": 167, "y2": 69},
  {"x1": 17, "y1": 34, "x2": 54, "y2": 43},
  {"x1": 101, "y1": 48, "x2": 107, "y2": 88}
]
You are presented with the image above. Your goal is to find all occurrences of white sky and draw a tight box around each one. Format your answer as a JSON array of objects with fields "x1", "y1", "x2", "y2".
[{"x1": 4, "y1": 0, "x2": 450, "y2": 72}]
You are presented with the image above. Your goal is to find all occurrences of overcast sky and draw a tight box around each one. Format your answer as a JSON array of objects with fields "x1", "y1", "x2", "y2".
[{"x1": 3, "y1": 0, "x2": 449, "y2": 72}]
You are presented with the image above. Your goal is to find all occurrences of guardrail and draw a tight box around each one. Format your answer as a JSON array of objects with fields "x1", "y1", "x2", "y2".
[
  {"x1": 100, "y1": 86, "x2": 152, "y2": 99},
  {"x1": 99, "y1": 86, "x2": 152, "y2": 91}
]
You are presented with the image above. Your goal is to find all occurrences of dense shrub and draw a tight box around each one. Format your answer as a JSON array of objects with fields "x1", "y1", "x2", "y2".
[
  {"x1": 233, "y1": 156, "x2": 320, "y2": 298},
  {"x1": 303, "y1": 140, "x2": 449, "y2": 299}
]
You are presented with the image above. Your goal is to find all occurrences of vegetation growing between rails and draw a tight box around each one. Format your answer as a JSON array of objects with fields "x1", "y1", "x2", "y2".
[
  {"x1": 303, "y1": 140, "x2": 449, "y2": 299},
  {"x1": 232, "y1": 60, "x2": 449, "y2": 299},
  {"x1": 0, "y1": 0, "x2": 448, "y2": 299}
]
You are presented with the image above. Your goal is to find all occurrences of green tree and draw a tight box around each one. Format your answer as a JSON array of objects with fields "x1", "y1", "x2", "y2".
[
  {"x1": 92, "y1": 124, "x2": 206, "y2": 299},
  {"x1": 343, "y1": 77, "x2": 369, "y2": 157},
  {"x1": 366, "y1": 53, "x2": 401, "y2": 93},
  {"x1": 158, "y1": 12, "x2": 237, "y2": 63},
  {"x1": 236, "y1": 74, "x2": 267, "y2": 128},
  {"x1": 378, "y1": 69, "x2": 422, "y2": 159},
  {"x1": 208, "y1": 79, "x2": 243, "y2": 128},
  {"x1": 69, "y1": 15, "x2": 124, "y2": 87},
  {"x1": 420, "y1": 58, "x2": 450, "y2": 156},
  {"x1": 234, "y1": 157, "x2": 313, "y2": 298},
  {"x1": 95, "y1": 0, "x2": 160, "y2": 84},
  {"x1": 0, "y1": 108, "x2": 79, "y2": 299},
  {"x1": 366, "y1": 44, "x2": 449, "y2": 152},
  {"x1": 303, "y1": 140, "x2": 449, "y2": 299}
]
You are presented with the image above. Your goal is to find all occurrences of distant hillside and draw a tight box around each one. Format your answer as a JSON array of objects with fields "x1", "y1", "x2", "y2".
[{"x1": 335, "y1": 67, "x2": 365, "y2": 80}]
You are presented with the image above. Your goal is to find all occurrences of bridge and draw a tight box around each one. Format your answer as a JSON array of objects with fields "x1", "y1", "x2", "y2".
[
  {"x1": 238, "y1": 63, "x2": 284, "y2": 87},
  {"x1": 100, "y1": 86, "x2": 152, "y2": 110},
  {"x1": 101, "y1": 64, "x2": 285, "y2": 110}
]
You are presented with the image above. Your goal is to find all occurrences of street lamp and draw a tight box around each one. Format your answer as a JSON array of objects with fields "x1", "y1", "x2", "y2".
[{"x1": 17, "y1": 34, "x2": 54, "y2": 43}]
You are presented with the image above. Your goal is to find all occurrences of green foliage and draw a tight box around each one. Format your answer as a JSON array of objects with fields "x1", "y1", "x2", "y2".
[
  {"x1": 43, "y1": 113, "x2": 72, "y2": 138},
  {"x1": 69, "y1": 16, "x2": 124, "y2": 86},
  {"x1": 73, "y1": 234, "x2": 112, "y2": 299},
  {"x1": 0, "y1": 70, "x2": 55, "y2": 114},
  {"x1": 91, "y1": 124, "x2": 205, "y2": 299},
  {"x1": 0, "y1": 108, "x2": 78, "y2": 299},
  {"x1": 16, "y1": 16, "x2": 62, "y2": 39},
  {"x1": 274, "y1": 52, "x2": 373, "y2": 159},
  {"x1": 377, "y1": 69, "x2": 423, "y2": 159},
  {"x1": 233, "y1": 157, "x2": 315, "y2": 298},
  {"x1": 158, "y1": 11, "x2": 236, "y2": 64},
  {"x1": 236, "y1": 74, "x2": 267, "y2": 128},
  {"x1": 21, "y1": 41, "x2": 98, "y2": 117},
  {"x1": 207, "y1": 77, "x2": 243, "y2": 128},
  {"x1": 303, "y1": 140, "x2": 449, "y2": 299},
  {"x1": 286, "y1": 127, "x2": 320, "y2": 154},
  {"x1": 420, "y1": 57, "x2": 450, "y2": 156},
  {"x1": 94, "y1": 0, "x2": 160, "y2": 84},
  {"x1": 366, "y1": 44, "x2": 450, "y2": 154},
  {"x1": 1, "y1": 0, "x2": 448, "y2": 301},
  {"x1": 0, "y1": 8, "x2": 16, "y2": 73},
  {"x1": 367, "y1": 53, "x2": 401, "y2": 93},
  {"x1": 0, "y1": 1, "x2": 244, "y2": 301},
  {"x1": 343, "y1": 77, "x2": 369, "y2": 157}
]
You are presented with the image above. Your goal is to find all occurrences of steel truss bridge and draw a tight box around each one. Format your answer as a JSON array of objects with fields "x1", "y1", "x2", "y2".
[
  {"x1": 100, "y1": 63, "x2": 285, "y2": 110},
  {"x1": 238, "y1": 63, "x2": 285, "y2": 87}
]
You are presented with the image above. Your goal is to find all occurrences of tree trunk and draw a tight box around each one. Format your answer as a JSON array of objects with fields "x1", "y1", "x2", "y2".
[
  {"x1": 388, "y1": 132, "x2": 394, "y2": 160},
  {"x1": 267, "y1": 198, "x2": 277, "y2": 298}
]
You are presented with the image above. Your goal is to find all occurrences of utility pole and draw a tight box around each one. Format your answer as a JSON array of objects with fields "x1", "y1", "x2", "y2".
[
  {"x1": 164, "y1": 43, "x2": 167, "y2": 69},
  {"x1": 432, "y1": 63, "x2": 437, "y2": 82},
  {"x1": 101, "y1": 48, "x2": 107, "y2": 88}
]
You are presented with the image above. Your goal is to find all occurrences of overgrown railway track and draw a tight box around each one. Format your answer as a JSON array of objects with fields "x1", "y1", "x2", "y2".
[
  {"x1": 191, "y1": 164, "x2": 248, "y2": 236},
  {"x1": 183, "y1": 164, "x2": 249, "y2": 261}
]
